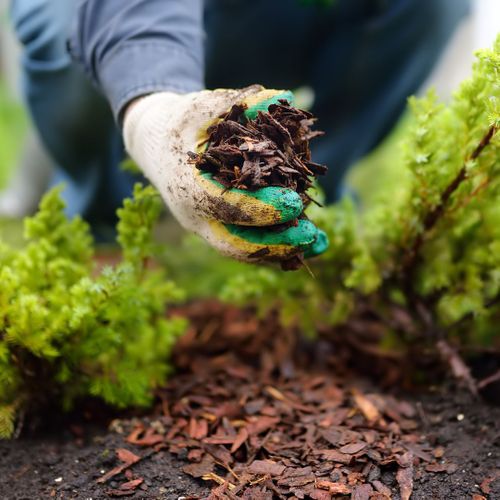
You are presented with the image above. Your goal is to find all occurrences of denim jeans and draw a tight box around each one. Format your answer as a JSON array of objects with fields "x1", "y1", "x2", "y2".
[{"x1": 10, "y1": 0, "x2": 470, "y2": 226}]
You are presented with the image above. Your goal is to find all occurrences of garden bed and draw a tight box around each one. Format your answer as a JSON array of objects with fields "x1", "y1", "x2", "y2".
[{"x1": 1, "y1": 301, "x2": 498, "y2": 500}]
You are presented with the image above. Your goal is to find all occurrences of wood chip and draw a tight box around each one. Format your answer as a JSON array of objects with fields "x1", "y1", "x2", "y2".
[
  {"x1": 353, "y1": 389, "x2": 381, "y2": 423},
  {"x1": 247, "y1": 460, "x2": 286, "y2": 477},
  {"x1": 315, "y1": 480, "x2": 352, "y2": 495},
  {"x1": 352, "y1": 483, "x2": 374, "y2": 500},
  {"x1": 315, "y1": 449, "x2": 352, "y2": 464},
  {"x1": 339, "y1": 442, "x2": 367, "y2": 455},
  {"x1": 396, "y1": 452, "x2": 414, "y2": 500},
  {"x1": 480, "y1": 471, "x2": 500, "y2": 494},
  {"x1": 96, "y1": 449, "x2": 141, "y2": 484}
]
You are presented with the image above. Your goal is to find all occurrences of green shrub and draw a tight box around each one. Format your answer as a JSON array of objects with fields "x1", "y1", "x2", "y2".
[
  {"x1": 0, "y1": 184, "x2": 186, "y2": 438},
  {"x1": 219, "y1": 36, "x2": 500, "y2": 344}
]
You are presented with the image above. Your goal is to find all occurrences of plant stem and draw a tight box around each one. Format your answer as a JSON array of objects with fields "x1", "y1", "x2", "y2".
[{"x1": 402, "y1": 124, "x2": 497, "y2": 275}]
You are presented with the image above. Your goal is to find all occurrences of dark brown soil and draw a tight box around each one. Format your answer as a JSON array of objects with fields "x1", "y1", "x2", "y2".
[
  {"x1": 0, "y1": 425, "x2": 209, "y2": 500},
  {"x1": 0, "y1": 301, "x2": 499, "y2": 500}
]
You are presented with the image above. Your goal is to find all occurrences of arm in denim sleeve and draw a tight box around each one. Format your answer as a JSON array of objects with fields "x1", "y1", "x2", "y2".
[{"x1": 70, "y1": 0, "x2": 205, "y2": 121}]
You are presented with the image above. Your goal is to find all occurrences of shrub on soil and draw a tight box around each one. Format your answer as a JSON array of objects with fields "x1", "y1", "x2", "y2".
[
  {"x1": 218, "y1": 37, "x2": 500, "y2": 348},
  {"x1": 0, "y1": 184, "x2": 186, "y2": 438},
  {"x1": 1, "y1": 37, "x2": 498, "y2": 438}
]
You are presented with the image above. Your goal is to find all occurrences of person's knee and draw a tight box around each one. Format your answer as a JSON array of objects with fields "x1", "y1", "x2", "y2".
[{"x1": 10, "y1": 0, "x2": 74, "y2": 65}]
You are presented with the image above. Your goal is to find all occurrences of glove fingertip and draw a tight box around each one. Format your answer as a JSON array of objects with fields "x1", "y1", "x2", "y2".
[
  {"x1": 304, "y1": 228, "x2": 329, "y2": 258},
  {"x1": 247, "y1": 186, "x2": 303, "y2": 224},
  {"x1": 244, "y1": 90, "x2": 295, "y2": 120}
]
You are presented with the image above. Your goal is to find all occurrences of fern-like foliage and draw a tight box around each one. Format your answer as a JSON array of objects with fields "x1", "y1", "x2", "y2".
[
  {"x1": 218, "y1": 36, "x2": 500, "y2": 345},
  {"x1": 0, "y1": 184, "x2": 185, "y2": 438}
]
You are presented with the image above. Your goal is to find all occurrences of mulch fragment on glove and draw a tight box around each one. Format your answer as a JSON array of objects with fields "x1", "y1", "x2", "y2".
[{"x1": 190, "y1": 100, "x2": 327, "y2": 205}]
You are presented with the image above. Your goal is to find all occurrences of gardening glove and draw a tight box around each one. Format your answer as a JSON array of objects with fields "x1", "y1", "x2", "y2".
[{"x1": 123, "y1": 85, "x2": 328, "y2": 264}]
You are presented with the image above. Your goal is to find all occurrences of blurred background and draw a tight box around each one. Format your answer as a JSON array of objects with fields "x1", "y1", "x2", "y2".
[{"x1": 0, "y1": 0, "x2": 498, "y2": 242}]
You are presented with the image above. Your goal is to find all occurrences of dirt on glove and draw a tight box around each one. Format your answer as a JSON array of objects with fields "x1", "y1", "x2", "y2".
[{"x1": 189, "y1": 100, "x2": 327, "y2": 270}]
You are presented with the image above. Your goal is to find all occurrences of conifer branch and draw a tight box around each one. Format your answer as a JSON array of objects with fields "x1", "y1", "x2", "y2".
[{"x1": 402, "y1": 124, "x2": 498, "y2": 276}]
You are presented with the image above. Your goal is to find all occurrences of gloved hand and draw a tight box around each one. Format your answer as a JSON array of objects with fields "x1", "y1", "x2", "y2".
[{"x1": 123, "y1": 85, "x2": 328, "y2": 264}]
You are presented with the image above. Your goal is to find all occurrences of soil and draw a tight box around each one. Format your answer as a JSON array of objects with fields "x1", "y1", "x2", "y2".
[{"x1": 1, "y1": 301, "x2": 499, "y2": 500}]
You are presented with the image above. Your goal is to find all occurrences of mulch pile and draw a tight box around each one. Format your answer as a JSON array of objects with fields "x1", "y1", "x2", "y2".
[
  {"x1": 95, "y1": 301, "x2": 467, "y2": 499},
  {"x1": 189, "y1": 100, "x2": 327, "y2": 271},
  {"x1": 190, "y1": 101, "x2": 327, "y2": 201}
]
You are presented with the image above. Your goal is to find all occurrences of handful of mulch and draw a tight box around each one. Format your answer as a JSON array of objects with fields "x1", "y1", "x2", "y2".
[{"x1": 188, "y1": 100, "x2": 327, "y2": 270}]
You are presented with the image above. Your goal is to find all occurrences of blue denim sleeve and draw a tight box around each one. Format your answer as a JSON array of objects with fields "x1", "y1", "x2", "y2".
[{"x1": 70, "y1": 0, "x2": 205, "y2": 121}]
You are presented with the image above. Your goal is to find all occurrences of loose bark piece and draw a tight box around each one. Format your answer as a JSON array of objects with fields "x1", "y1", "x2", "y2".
[
  {"x1": 404, "y1": 444, "x2": 433, "y2": 463},
  {"x1": 309, "y1": 489, "x2": 333, "y2": 500},
  {"x1": 230, "y1": 427, "x2": 249, "y2": 454},
  {"x1": 339, "y1": 442, "x2": 367, "y2": 455},
  {"x1": 480, "y1": 471, "x2": 500, "y2": 494},
  {"x1": 396, "y1": 452, "x2": 414, "y2": 500},
  {"x1": 126, "y1": 427, "x2": 164, "y2": 447},
  {"x1": 189, "y1": 418, "x2": 209, "y2": 440},
  {"x1": 96, "y1": 449, "x2": 141, "y2": 484},
  {"x1": 372, "y1": 480, "x2": 392, "y2": 497},
  {"x1": 353, "y1": 389, "x2": 381, "y2": 423},
  {"x1": 352, "y1": 483, "x2": 374, "y2": 500},
  {"x1": 315, "y1": 480, "x2": 352, "y2": 495},
  {"x1": 119, "y1": 479, "x2": 144, "y2": 491},
  {"x1": 247, "y1": 460, "x2": 286, "y2": 477},
  {"x1": 183, "y1": 456, "x2": 215, "y2": 478},
  {"x1": 106, "y1": 489, "x2": 137, "y2": 497},
  {"x1": 425, "y1": 462, "x2": 458, "y2": 474},
  {"x1": 315, "y1": 449, "x2": 352, "y2": 464},
  {"x1": 116, "y1": 449, "x2": 141, "y2": 465}
]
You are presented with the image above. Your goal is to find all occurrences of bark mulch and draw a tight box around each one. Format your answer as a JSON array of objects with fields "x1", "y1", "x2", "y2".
[
  {"x1": 1, "y1": 301, "x2": 499, "y2": 499},
  {"x1": 93, "y1": 301, "x2": 500, "y2": 499},
  {"x1": 190, "y1": 101, "x2": 326, "y2": 200},
  {"x1": 189, "y1": 101, "x2": 328, "y2": 270}
]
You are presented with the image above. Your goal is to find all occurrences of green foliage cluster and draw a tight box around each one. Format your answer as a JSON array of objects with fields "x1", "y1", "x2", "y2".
[
  {"x1": 217, "y1": 37, "x2": 500, "y2": 343},
  {"x1": 0, "y1": 184, "x2": 185, "y2": 438},
  {"x1": 1, "y1": 36, "x2": 497, "y2": 438}
]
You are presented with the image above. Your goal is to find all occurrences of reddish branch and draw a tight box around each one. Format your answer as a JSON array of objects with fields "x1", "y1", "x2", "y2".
[
  {"x1": 477, "y1": 369, "x2": 500, "y2": 390},
  {"x1": 387, "y1": 125, "x2": 498, "y2": 393},
  {"x1": 402, "y1": 124, "x2": 497, "y2": 274},
  {"x1": 437, "y1": 340, "x2": 478, "y2": 396}
]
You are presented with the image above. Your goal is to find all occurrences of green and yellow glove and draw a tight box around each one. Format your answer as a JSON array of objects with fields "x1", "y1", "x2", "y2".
[{"x1": 124, "y1": 85, "x2": 328, "y2": 265}]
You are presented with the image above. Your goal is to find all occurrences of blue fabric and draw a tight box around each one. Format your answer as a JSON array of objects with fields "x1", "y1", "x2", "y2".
[
  {"x1": 69, "y1": 0, "x2": 205, "y2": 122},
  {"x1": 10, "y1": 0, "x2": 140, "y2": 228},
  {"x1": 204, "y1": 0, "x2": 471, "y2": 200},
  {"x1": 10, "y1": 0, "x2": 470, "y2": 227}
]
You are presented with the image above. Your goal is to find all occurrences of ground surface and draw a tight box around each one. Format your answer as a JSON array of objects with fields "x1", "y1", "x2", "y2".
[
  {"x1": 0, "y1": 389, "x2": 499, "y2": 500},
  {"x1": 0, "y1": 301, "x2": 499, "y2": 500}
]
